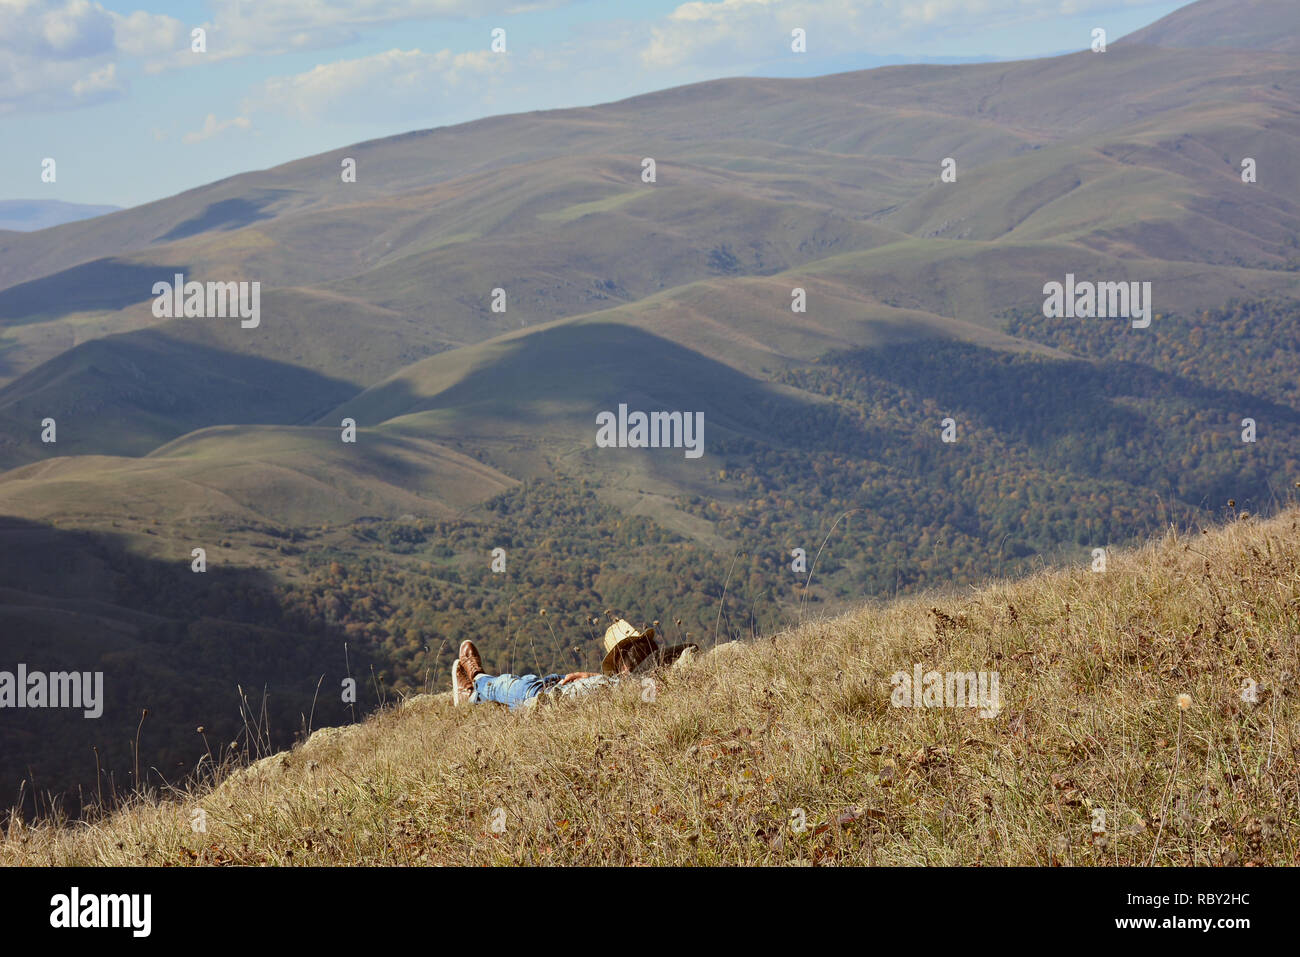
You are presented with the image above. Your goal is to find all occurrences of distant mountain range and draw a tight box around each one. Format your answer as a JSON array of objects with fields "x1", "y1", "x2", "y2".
[
  {"x1": 0, "y1": 200, "x2": 121, "y2": 232},
  {"x1": 2, "y1": 0, "x2": 1298, "y2": 814}
]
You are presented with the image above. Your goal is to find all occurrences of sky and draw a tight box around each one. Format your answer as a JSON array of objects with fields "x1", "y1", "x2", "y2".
[{"x1": 1, "y1": 0, "x2": 1190, "y2": 209}]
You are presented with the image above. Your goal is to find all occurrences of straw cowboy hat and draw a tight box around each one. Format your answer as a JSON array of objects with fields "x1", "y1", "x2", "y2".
[
  {"x1": 601, "y1": 619, "x2": 657, "y2": 675},
  {"x1": 601, "y1": 618, "x2": 698, "y2": 675}
]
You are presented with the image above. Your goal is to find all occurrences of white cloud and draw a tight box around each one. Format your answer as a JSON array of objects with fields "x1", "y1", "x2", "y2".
[
  {"x1": 641, "y1": 0, "x2": 1173, "y2": 69},
  {"x1": 141, "y1": 0, "x2": 572, "y2": 67},
  {"x1": 0, "y1": 47, "x2": 123, "y2": 113},
  {"x1": 0, "y1": 0, "x2": 184, "y2": 112},
  {"x1": 112, "y1": 8, "x2": 186, "y2": 57},
  {"x1": 183, "y1": 112, "x2": 253, "y2": 144},
  {"x1": 0, "y1": 0, "x2": 540, "y2": 111},
  {"x1": 71, "y1": 60, "x2": 119, "y2": 97},
  {"x1": 0, "y1": 0, "x2": 116, "y2": 59},
  {"x1": 250, "y1": 47, "x2": 508, "y2": 122}
]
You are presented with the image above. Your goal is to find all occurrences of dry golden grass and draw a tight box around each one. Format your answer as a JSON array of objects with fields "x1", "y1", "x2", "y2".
[{"x1": 5, "y1": 509, "x2": 1298, "y2": 866}]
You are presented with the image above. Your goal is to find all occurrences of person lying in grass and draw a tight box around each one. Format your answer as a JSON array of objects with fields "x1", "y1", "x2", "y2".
[{"x1": 452, "y1": 619, "x2": 697, "y2": 710}]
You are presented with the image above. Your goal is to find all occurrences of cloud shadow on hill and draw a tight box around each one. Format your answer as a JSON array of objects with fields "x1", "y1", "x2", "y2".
[
  {"x1": 0, "y1": 258, "x2": 191, "y2": 325},
  {"x1": 0, "y1": 331, "x2": 361, "y2": 468},
  {"x1": 158, "y1": 192, "x2": 290, "y2": 242}
]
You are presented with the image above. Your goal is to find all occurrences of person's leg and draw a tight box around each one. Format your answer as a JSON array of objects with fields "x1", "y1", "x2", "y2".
[{"x1": 472, "y1": 673, "x2": 564, "y2": 710}]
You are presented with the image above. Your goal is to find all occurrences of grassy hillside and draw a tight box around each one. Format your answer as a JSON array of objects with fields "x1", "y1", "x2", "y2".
[
  {"x1": 1122, "y1": 0, "x2": 1300, "y2": 53},
  {"x1": 0, "y1": 425, "x2": 516, "y2": 527},
  {"x1": 3, "y1": 0, "x2": 1300, "y2": 824},
  {"x1": 0, "y1": 335, "x2": 357, "y2": 468},
  {"x1": 5, "y1": 508, "x2": 1296, "y2": 866}
]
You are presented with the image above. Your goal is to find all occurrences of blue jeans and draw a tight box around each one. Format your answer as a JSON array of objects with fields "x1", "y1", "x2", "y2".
[{"x1": 472, "y1": 673, "x2": 564, "y2": 710}]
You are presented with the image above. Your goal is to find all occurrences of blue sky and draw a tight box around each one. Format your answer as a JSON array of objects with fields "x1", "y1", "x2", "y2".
[{"x1": 1, "y1": 0, "x2": 1188, "y2": 209}]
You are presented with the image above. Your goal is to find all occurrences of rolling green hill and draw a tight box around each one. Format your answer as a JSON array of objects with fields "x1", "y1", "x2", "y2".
[
  {"x1": 2, "y1": 32, "x2": 1297, "y2": 394},
  {"x1": 0, "y1": 425, "x2": 516, "y2": 527},
  {"x1": 0, "y1": 334, "x2": 356, "y2": 467}
]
